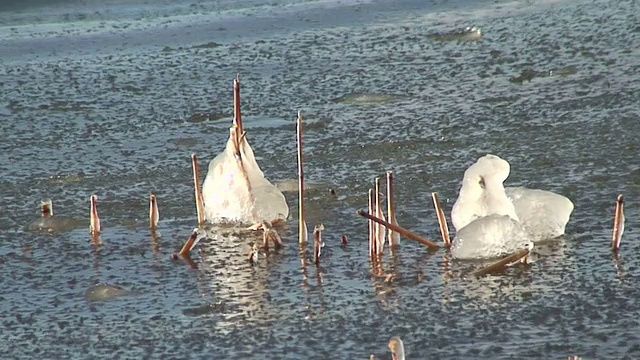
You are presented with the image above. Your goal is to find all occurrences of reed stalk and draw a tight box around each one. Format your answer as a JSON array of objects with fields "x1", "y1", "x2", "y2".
[
  {"x1": 612, "y1": 194, "x2": 624, "y2": 251},
  {"x1": 191, "y1": 153, "x2": 205, "y2": 226},
  {"x1": 431, "y1": 192, "x2": 451, "y2": 247},
  {"x1": 471, "y1": 248, "x2": 530, "y2": 277},
  {"x1": 149, "y1": 193, "x2": 159, "y2": 229},
  {"x1": 357, "y1": 209, "x2": 439, "y2": 250},
  {"x1": 297, "y1": 111, "x2": 307, "y2": 244}
]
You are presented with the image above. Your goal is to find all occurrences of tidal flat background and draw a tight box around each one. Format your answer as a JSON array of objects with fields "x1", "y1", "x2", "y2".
[{"x1": 1, "y1": 0, "x2": 639, "y2": 358}]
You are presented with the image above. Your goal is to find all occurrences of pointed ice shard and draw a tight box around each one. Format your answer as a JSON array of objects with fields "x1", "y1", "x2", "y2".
[
  {"x1": 200, "y1": 77, "x2": 289, "y2": 225},
  {"x1": 201, "y1": 130, "x2": 289, "y2": 224}
]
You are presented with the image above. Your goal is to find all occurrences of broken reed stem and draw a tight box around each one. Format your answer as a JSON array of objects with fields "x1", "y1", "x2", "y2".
[
  {"x1": 233, "y1": 75, "x2": 243, "y2": 145},
  {"x1": 41, "y1": 199, "x2": 53, "y2": 217},
  {"x1": 179, "y1": 229, "x2": 199, "y2": 256},
  {"x1": 375, "y1": 177, "x2": 386, "y2": 256},
  {"x1": 90, "y1": 194, "x2": 101, "y2": 235},
  {"x1": 612, "y1": 194, "x2": 624, "y2": 251},
  {"x1": 297, "y1": 111, "x2": 306, "y2": 244},
  {"x1": 228, "y1": 80, "x2": 257, "y2": 223},
  {"x1": 258, "y1": 221, "x2": 282, "y2": 252},
  {"x1": 388, "y1": 336, "x2": 406, "y2": 360},
  {"x1": 431, "y1": 192, "x2": 451, "y2": 247},
  {"x1": 149, "y1": 193, "x2": 159, "y2": 229},
  {"x1": 368, "y1": 188, "x2": 375, "y2": 258},
  {"x1": 357, "y1": 209, "x2": 440, "y2": 250},
  {"x1": 386, "y1": 171, "x2": 399, "y2": 247},
  {"x1": 471, "y1": 248, "x2": 530, "y2": 277},
  {"x1": 229, "y1": 128, "x2": 258, "y2": 222},
  {"x1": 191, "y1": 153, "x2": 205, "y2": 226}
]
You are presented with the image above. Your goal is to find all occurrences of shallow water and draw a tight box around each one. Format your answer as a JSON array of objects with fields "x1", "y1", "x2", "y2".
[{"x1": 1, "y1": 0, "x2": 640, "y2": 358}]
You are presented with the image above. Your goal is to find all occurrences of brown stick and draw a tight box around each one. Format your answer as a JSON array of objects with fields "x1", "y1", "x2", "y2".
[
  {"x1": 191, "y1": 153, "x2": 205, "y2": 226},
  {"x1": 297, "y1": 111, "x2": 306, "y2": 244},
  {"x1": 431, "y1": 192, "x2": 451, "y2": 247},
  {"x1": 368, "y1": 188, "x2": 375, "y2": 257},
  {"x1": 386, "y1": 172, "x2": 399, "y2": 247},
  {"x1": 233, "y1": 75, "x2": 243, "y2": 146},
  {"x1": 232, "y1": 129, "x2": 259, "y2": 223},
  {"x1": 357, "y1": 209, "x2": 440, "y2": 250},
  {"x1": 259, "y1": 220, "x2": 282, "y2": 251},
  {"x1": 226, "y1": 119, "x2": 256, "y2": 223},
  {"x1": 179, "y1": 228, "x2": 202, "y2": 256},
  {"x1": 90, "y1": 194, "x2": 101, "y2": 235},
  {"x1": 612, "y1": 194, "x2": 624, "y2": 251},
  {"x1": 41, "y1": 199, "x2": 53, "y2": 217},
  {"x1": 375, "y1": 177, "x2": 386, "y2": 256},
  {"x1": 231, "y1": 89, "x2": 261, "y2": 221},
  {"x1": 471, "y1": 248, "x2": 530, "y2": 277},
  {"x1": 149, "y1": 193, "x2": 159, "y2": 229},
  {"x1": 388, "y1": 336, "x2": 406, "y2": 360}
]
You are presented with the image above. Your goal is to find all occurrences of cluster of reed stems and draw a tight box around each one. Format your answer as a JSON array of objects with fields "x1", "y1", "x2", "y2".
[
  {"x1": 377, "y1": 335, "x2": 582, "y2": 360},
  {"x1": 357, "y1": 183, "x2": 531, "y2": 276},
  {"x1": 38, "y1": 191, "x2": 161, "y2": 244},
  {"x1": 38, "y1": 75, "x2": 629, "y2": 277},
  {"x1": 296, "y1": 111, "x2": 325, "y2": 266},
  {"x1": 359, "y1": 190, "x2": 629, "y2": 275},
  {"x1": 37, "y1": 148, "x2": 203, "y2": 263}
]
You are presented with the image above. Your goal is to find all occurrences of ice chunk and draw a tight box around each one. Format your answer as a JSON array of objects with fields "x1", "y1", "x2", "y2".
[
  {"x1": 449, "y1": 154, "x2": 574, "y2": 259},
  {"x1": 451, "y1": 154, "x2": 519, "y2": 231},
  {"x1": 451, "y1": 214, "x2": 530, "y2": 260},
  {"x1": 84, "y1": 283, "x2": 129, "y2": 302},
  {"x1": 25, "y1": 216, "x2": 82, "y2": 233},
  {"x1": 505, "y1": 187, "x2": 574, "y2": 242},
  {"x1": 201, "y1": 131, "x2": 289, "y2": 225}
]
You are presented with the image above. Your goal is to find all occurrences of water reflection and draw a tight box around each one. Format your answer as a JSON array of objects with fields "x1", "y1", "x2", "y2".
[
  {"x1": 443, "y1": 239, "x2": 567, "y2": 305},
  {"x1": 611, "y1": 252, "x2": 626, "y2": 283},
  {"x1": 299, "y1": 243, "x2": 310, "y2": 289},
  {"x1": 368, "y1": 252, "x2": 400, "y2": 310},
  {"x1": 176, "y1": 253, "x2": 198, "y2": 269},
  {"x1": 441, "y1": 253, "x2": 454, "y2": 305},
  {"x1": 150, "y1": 230, "x2": 160, "y2": 255},
  {"x1": 187, "y1": 227, "x2": 279, "y2": 327},
  {"x1": 296, "y1": 239, "x2": 329, "y2": 321},
  {"x1": 90, "y1": 235, "x2": 103, "y2": 287}
]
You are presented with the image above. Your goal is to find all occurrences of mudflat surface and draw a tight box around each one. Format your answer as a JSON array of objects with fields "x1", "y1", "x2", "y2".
[{"x1": 1, "y1": 0, "x2": 639, "y2": 358}]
